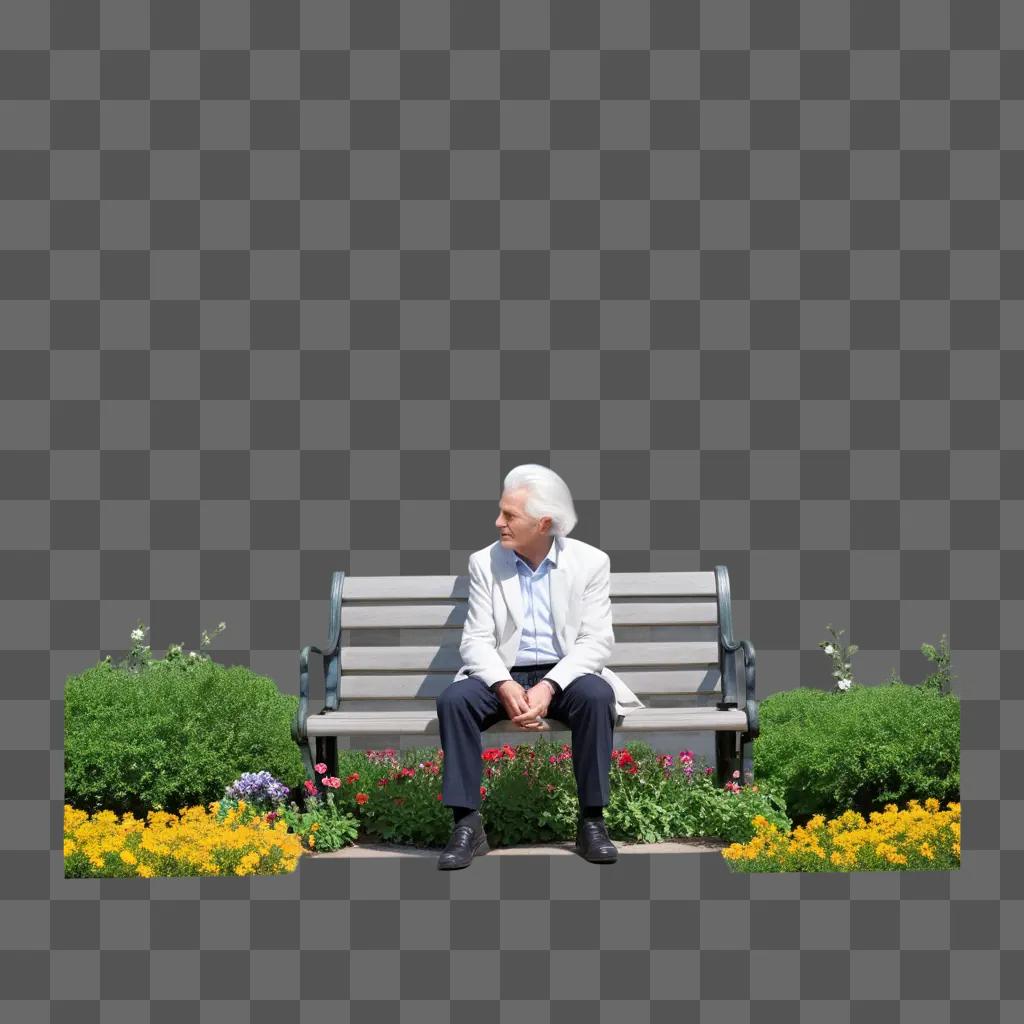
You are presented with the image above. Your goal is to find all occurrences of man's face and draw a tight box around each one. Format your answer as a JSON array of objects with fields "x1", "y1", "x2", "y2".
[{"x1": 495, "y1": 488, "x2": 550, "y2": 548}]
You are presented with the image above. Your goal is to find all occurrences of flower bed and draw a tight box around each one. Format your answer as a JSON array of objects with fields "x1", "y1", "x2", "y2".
[
  {"x1": 722, "y1": 798, "x2": 960, "y2": 872},
  {"x1": 287, "y1": 739, "x2": 791, "y2": 852},
  {"x1": 63, "y1": 801, "x2": 304, "y2": 878}
]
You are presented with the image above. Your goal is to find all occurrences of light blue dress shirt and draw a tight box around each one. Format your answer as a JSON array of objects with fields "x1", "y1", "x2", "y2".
[{"x1": 489, "y1": 541, "x2": 564, "y2": 694}]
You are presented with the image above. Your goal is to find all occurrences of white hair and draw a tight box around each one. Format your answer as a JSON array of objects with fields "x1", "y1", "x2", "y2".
[{"x1": 502, "y1": 464, "x2": 578, "y2": 538}]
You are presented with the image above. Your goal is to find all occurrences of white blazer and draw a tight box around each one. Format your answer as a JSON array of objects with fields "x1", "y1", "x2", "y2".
[{"x1": 451, "y1": 533, "x2": 646, "y2": 722}]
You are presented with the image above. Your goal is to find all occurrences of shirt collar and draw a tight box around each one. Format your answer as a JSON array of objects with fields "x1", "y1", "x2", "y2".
[{"x1": 514, "y1": 535, "x2": 559, "y2": 572}]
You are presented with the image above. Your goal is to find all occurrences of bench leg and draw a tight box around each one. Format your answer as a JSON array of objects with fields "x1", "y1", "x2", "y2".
[
  {"x1": 298, "y1": 735, "x2": 315, "y2": 781},
  {"x1": 740, "y1": 732, "x2": 754, "y2": 785},
  {"x1": 715, "y1": 731, "x2": 739, "y2": 788},
  {"x1": 315, "y1": 735, "x2": 339, "y2": 782}
]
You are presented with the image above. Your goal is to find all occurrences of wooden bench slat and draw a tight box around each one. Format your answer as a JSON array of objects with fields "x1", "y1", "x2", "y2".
[
  {"x1": 305, "y1": 706, "x2": 749, "y2": 737},
  {"x1": 339, "y1": 601, "x2": 720, "y2": 629},
  {"x1": 340, "y1": 571, "x2": 718, "y2": 601},
  {"x1": 334, "y1": 641, "x2": 721, "y2": 672},
  {"x1": 318, "y1": 667, "x2": 723, "y2": 700}
]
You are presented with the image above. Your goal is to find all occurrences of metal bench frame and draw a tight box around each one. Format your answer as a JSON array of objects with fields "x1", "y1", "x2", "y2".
[{"x1": 293, "y1": 564, "x2": 758, "y2": 789}]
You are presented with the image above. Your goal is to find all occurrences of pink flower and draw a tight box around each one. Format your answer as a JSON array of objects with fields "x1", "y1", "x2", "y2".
[
  {"x1": 314, "y1": 763, "x2": 327, "y2": 775},
  {"x1": 323, "y1": 776, "x2": 341, "y2": 789},
  {"x1": 732, "y1": 769, "x2": 740, "y2": 779},
  {"x1": 303, "y1": 779, "x2": 317, "y2": 795}
]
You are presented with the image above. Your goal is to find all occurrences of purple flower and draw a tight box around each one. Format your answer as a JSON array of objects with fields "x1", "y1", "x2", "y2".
[{"x1": 224, "y1": 770, "x2": 290, "y2": 806}]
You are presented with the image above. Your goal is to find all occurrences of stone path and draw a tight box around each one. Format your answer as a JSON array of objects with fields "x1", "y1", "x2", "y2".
[{"x1": 309, "y1": 835, "x2": 730, "y2": 859}]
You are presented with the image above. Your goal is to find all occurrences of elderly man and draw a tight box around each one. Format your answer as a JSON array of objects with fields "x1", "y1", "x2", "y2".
[{"x1": 435, "y1": 464, "x2": 645, "y2": 869}]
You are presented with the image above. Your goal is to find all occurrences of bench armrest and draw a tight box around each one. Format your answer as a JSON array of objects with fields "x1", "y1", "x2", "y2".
[
  {"x1": 293, "y1": 644, "x2": 324, "y2": 744},
  {"x1": 293, "y1": 571, "x2": 347, "y2": 746},
  {"x1": 722, "y1": 636, "x2": 759, "y2": 739}
]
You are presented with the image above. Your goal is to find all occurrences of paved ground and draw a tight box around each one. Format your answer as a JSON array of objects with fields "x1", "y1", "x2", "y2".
[{"x1": 309, "y1": 835, "x2": 731, "y2": 859}]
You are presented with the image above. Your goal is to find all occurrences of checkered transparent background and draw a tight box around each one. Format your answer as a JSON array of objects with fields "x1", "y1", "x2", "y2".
[{"x1": 0, "y1": 1, "x2": 1022, "y2": 1021}]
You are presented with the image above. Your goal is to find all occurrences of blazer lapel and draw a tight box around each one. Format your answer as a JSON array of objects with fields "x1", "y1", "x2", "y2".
[
  {"x1": 549, "y1": 540, "x2": 568, "y2": 641},
  {"x1": 499, "y1": 545, "x2": 523, "y2": 630}
]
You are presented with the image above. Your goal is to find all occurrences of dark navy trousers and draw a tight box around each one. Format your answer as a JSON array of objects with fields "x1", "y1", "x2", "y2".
[{"x1": 436, "y1": 661, "x2": 617, "y2": 811}]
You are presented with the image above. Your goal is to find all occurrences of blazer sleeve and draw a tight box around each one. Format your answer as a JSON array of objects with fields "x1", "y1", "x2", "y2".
[
  {"x1": 542, "y1": 552, "x2": 615, "y2": 692},
  {"x1": 458, "y1": 554, "x2": 515, "y2": 688}
]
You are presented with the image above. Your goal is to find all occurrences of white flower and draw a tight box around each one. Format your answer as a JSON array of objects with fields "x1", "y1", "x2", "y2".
[
  {"x1": 823, "y1": 644, "x2": 833, "y2": 655},
  {"x1": 131, "y1": 628, "x2": 145, "y2": 642},
  {"x1": 836, "y1": 679, "x2": 851, "y2": 691},
  {"x1": 218, "y1": 622, "x2": 226, "y2": 630},
  {"x1": 189, "y1": 651, "x2": 198, "y2": 659}
]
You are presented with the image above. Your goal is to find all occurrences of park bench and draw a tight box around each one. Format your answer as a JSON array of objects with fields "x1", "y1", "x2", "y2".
[{"x1": 293, "y1": 565, "x2": 758, "y2": 789}]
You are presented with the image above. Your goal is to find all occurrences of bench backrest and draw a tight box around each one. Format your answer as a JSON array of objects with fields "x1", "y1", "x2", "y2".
[{"x1": 319, "y1": 567, "x2": 736, "y2": 714}]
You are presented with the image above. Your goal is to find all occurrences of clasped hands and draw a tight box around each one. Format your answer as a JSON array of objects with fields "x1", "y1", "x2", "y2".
[{"x1": 494, "y1": 679, "x2": 555, "y2": 730}]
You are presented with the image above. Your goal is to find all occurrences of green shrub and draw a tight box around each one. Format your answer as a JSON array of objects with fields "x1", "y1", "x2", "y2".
[
  {"x1": 753, "y1": 680, "x2": 960, "y2": 824},
  {"x1": 64, "y1": 657, "x2": 307, "y2": 819}
]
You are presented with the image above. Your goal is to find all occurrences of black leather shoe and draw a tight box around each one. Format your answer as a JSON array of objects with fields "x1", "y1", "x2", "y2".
[
  {"x1": 575, "y1": 817, "x2": 618, "y2": 863},
  {"x1": 437, "y1": 816, "x2": 490, "y2": 870}
]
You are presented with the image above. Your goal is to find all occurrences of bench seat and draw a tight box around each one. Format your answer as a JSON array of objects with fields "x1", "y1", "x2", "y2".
[{"x1": 305, "y1": 705, "x2": 751, "y2": 738}]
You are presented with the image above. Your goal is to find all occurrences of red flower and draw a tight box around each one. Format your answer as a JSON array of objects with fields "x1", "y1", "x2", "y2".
[
  {"x1": 355, "y1": 792, "x2": 369, "y2": 805},
  {"x1": 346, "y1": 772, "x2": 360, "y2": 783},
  {"x1": 480, "y1": 786, "x2": 487, "y2": 798},
  {"x1": 617, "y1": 752, "x2": 633, "y2": 768},
  {"x1": 437, "y1": 793, "x2": 442, "y2": 801},
  {"x1": 303, "y1": 779, "x2": 317, "y2": 795}
]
